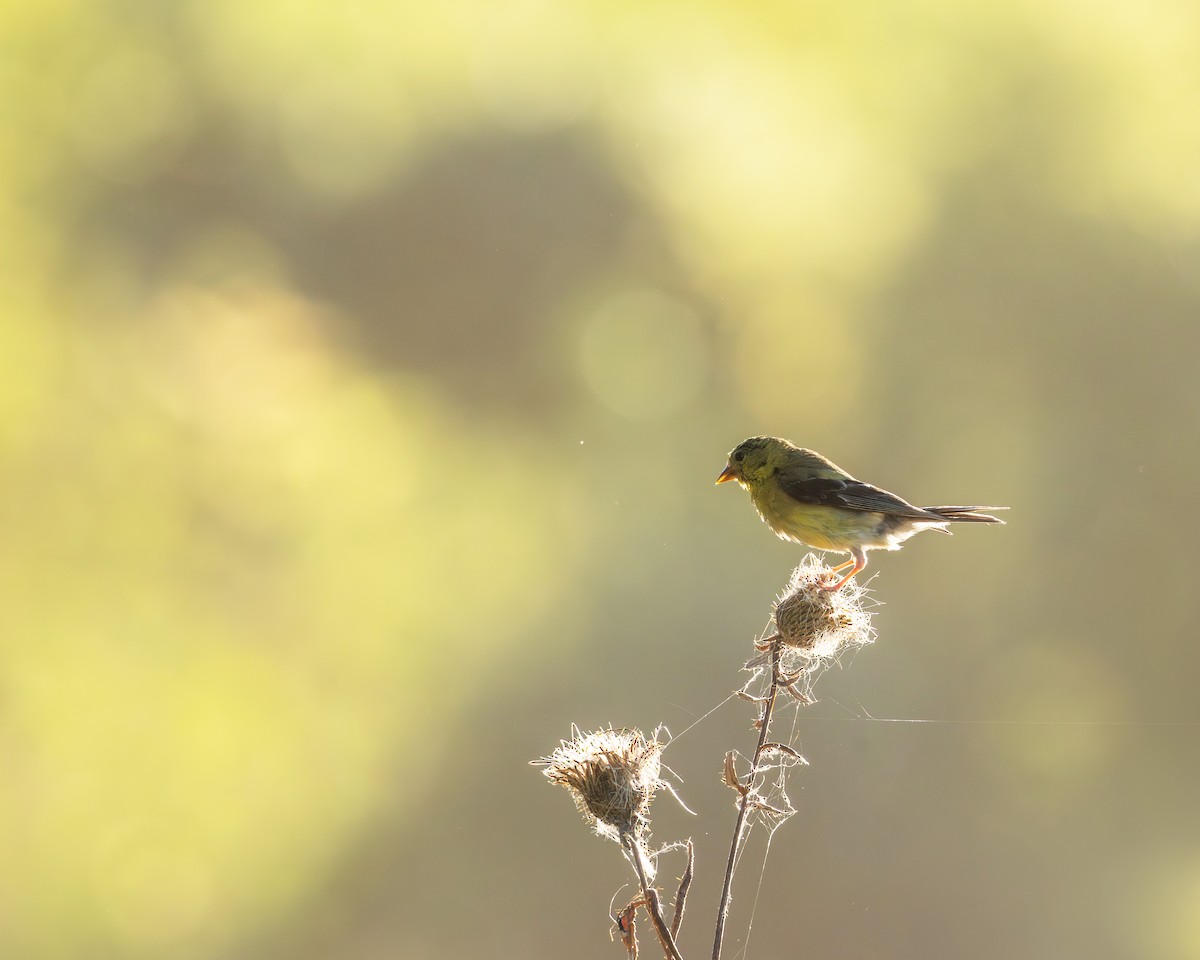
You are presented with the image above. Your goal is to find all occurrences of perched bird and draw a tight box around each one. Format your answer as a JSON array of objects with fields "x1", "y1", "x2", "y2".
[{"x1": 716, "y1": 436, "x2": 1006, "y2": 591}]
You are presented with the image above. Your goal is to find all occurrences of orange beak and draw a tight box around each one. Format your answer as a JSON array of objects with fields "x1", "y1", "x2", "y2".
[{"x1": 715, "y1": 464, "x2": 738, "y2": 485}]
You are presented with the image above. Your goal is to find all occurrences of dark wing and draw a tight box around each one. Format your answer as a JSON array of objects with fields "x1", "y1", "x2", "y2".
[{"x1": 776, "y1": 472, "x2": 944, "y2": 521}]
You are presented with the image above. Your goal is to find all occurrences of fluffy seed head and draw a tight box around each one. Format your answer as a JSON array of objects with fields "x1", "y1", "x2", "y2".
[
  {"x1": 539, "y1": 727, "x2": 664, "y2": 843},
  {"x1": 773, "y1": 555, "x2": 874, "y2": 660}
]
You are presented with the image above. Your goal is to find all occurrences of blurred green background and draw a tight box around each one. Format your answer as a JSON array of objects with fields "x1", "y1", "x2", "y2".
[{"x1": 2, "y1": 1, "x2": 1199, "y2": 957}]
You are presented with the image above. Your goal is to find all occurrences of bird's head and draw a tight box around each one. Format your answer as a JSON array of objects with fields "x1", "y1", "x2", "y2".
[{"x1": 716, "y1": 436, "x2": 784, "y2": 487}]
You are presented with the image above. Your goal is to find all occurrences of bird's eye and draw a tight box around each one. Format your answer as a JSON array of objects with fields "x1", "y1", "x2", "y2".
[{"x1": 734, "y1": 451, "x2": 745, "y2": 462}]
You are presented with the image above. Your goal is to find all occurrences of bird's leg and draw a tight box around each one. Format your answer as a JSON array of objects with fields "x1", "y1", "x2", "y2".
[
  {"x1": 827, "y1": 557, "x2": 856, "y2": 575},
  {"x1": 820, "y1": 547, "x2": 866, "y2": 592}
]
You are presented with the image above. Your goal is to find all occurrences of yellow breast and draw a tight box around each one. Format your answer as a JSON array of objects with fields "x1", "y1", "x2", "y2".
[{"x1": 748, "y1": 478, "x2": 885, "y2": 552}]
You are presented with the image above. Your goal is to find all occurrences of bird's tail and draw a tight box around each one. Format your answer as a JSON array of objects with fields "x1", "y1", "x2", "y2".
[{"x1": 923, "y1": 506, "x2": 1007, "y2": 524}]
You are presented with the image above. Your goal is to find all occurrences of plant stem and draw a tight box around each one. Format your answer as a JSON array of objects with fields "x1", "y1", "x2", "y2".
[
  {"x1": 711, "y1": 638, "x2": 781, "y2": 960},
  {"x1": 670, "y1": 839, "x2": 694, "y2": 940},
  {"x1": 627, "y1": 835, "x2": 686, "y2": 960}
]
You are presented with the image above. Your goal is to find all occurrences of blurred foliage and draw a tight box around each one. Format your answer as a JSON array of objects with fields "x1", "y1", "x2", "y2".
[{"x1": 1, "y1": 1, "x2": 1198, "y2": 958}]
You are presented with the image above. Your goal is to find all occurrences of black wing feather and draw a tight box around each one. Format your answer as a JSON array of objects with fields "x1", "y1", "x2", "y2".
[{"x1": 776, "y1": 473, "x2": 943, "y2": 521}]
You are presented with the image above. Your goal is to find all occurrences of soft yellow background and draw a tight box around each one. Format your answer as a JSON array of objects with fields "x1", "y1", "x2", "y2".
[{"x1": 2, "y1": 2, "x2": 1198, "y2": 958}]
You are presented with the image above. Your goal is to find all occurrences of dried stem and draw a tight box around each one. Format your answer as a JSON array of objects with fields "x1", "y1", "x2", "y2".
[
  {"x1": 625, "y1": 834, "x2": 686, "y2": 960},
  {"x1": 711, "y1": 637, "x2": 782, "y2": 960},
  {"x1": 615, "y1": 898, "x2": 643, "y2": 959},
  {"x1": 670, "y1": 839, "x2": 695, "y2": 940}
]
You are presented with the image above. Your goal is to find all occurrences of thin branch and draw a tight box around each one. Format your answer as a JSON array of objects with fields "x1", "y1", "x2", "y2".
[
  {"x1": 626, "y1": 835, "x2": 686, "y2": 960},
  {"x1": 712, "y1": 637, "x2": 782, "y2": 960},
  {"x1": 670, "y1": 839, "x2": 695, "y2": 940}
]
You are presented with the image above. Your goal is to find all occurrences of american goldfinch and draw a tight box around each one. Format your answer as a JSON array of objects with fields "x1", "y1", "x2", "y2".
[{"x1": 717, "y1": 436, "x2": 1006, "y2": 591}]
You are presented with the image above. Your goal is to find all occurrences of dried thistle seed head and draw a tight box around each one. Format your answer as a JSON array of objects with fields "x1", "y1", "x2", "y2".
[
  {"x1": 539, "y1": 727, "x2": 664, "y2": 843},
  {"x1": 773, "y1": 554, "x2": 874, "y2": 660}
]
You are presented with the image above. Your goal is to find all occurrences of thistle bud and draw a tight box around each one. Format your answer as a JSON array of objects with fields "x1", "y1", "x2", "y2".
[
  {"x1": 773, "y1": 555, "x2": 874, "y2": 660},
  {"x1": 538, "y1": 727, "x2": 665, "y2": 845}
]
